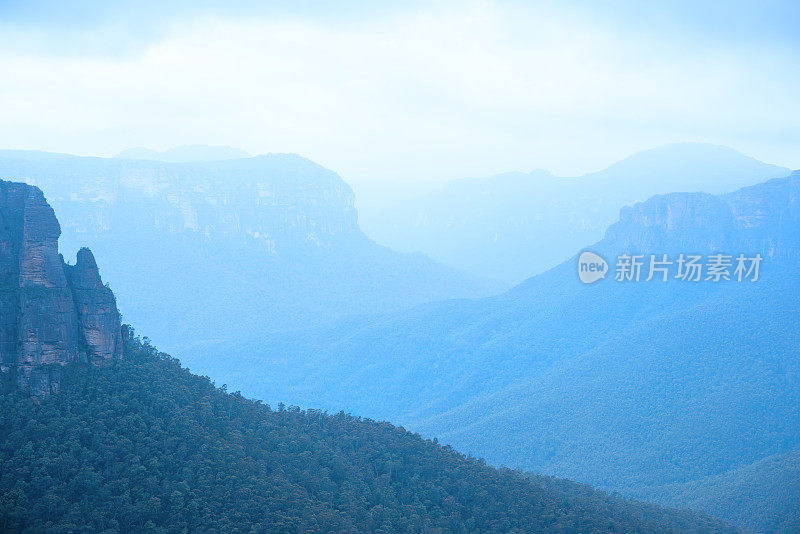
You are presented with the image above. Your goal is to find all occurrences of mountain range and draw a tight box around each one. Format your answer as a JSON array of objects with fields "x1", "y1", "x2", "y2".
[
  {"x1": 1, "y1": 147, "x2": 796, "y2": 531},
  {"x1": 0, "y1": 179, "x2": 735, "y2": 532},
  {"x1": 357, "y1": 143, "x2": 790, "y2": 284},
  {"x1": 196, "y1": 171, "x2": 800, "y2": 532}
]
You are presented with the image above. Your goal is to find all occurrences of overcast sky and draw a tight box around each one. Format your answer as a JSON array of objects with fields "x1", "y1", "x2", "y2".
[{"x1": 1, "y1": 0, "x2": 798, "y2": 183}]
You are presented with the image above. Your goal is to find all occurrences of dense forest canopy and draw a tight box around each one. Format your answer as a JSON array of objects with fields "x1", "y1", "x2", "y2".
[{"x1": 0, "y1": 329, "x2": 734, "y2": 533}]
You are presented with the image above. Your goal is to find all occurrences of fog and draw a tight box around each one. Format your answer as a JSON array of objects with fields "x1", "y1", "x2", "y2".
[{"x1": 1, "y1": 0, "x2": 799, "y2": 184}]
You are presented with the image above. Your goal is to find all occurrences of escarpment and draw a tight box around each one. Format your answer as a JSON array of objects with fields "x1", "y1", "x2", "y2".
[
  {"x1": 0, "y1": 180, "x2": 121, "y2": 395},
  {"x1": 603, "y1": 171, "x2": 800, "y2": 258}
]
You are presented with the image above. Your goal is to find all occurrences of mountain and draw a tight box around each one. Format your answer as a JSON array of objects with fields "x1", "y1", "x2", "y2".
[
  {"x1": 0, "y1": 186, "x2": 733, "y2": 533},
  {"x1": 114, "y1": 145, "x2": 252, "y2": 162},
  {"x1": 357, "y1": 143, "x2": 790, "y2": 284},
  {"x1": 0, "y1": 181, "x2": 121, "y2": 395},
  {"x1": 197, "y1": 172, "x2": 800, "y2": 531},
  {"x1": 0, "y1": 151, "x2": 494, "y2": 360}
]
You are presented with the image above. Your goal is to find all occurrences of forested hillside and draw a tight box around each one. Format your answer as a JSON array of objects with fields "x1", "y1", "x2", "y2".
[
  {"x1": 634, "y1": 449, "x2": 800, "y2": 533},
  {"x1": 0, "y1": 331, "x2": 734, "y2": 533},
  {"x1": 189, "y1": 173, "x2": 800, "y2": 532}
]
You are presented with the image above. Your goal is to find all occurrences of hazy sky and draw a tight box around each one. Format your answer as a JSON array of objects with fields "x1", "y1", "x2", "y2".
[{"x1": 1, "y1": 0, "x2": 798, "y2": 183}]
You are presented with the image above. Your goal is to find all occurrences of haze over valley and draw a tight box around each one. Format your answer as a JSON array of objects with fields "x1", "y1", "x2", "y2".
[{"x1": 2, "y1": 1, "x2": 798, "y2": 532}]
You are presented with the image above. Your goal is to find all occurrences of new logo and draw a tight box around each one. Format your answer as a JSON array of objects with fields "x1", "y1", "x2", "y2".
[{"x1": 577, "y1": 251, "x2": 608, "y2": 284}]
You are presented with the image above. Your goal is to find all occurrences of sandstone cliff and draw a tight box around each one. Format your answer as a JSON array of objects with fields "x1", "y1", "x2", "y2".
[
  {"x1": 0, "y1": 181, "x2": 121, "y2": 395},
  {"x1": 603, "y1": 171, "x2": 800, "y2": 259}
]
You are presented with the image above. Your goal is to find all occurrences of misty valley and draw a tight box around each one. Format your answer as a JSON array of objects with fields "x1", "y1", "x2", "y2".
[
  {"x1": 1, "y1": 144, "x2": 798, "y2": 533},
  {"x1": 1, "y1": 2, "x2": 799, "y2": 533}
]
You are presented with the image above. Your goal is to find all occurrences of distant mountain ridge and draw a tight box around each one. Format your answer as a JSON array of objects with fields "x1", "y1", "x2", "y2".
[
  {"x1": 358, "y1": 143, "x2": 790, "y2": 284},
  {"x1": 0, "y1": 151, "x2": 494, "y2": 360}
]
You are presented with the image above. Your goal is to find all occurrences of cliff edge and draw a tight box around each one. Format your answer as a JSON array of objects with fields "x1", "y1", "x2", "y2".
[{"x1": 0, "y1": 180, "x2": 121, "y2": 395}]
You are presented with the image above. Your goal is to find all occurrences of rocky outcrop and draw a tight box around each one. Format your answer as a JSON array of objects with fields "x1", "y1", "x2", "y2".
[
  {"x1": 65, "y1": 248, "x2": 123, "y2": 365},
  {"x1": 0, "y1": 181, "x2": 121, "y2": 395},
  {"x1": 603, "y1": 171, "x2": 800, "y2": 258}
]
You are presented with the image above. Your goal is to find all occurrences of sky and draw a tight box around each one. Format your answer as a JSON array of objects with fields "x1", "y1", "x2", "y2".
[{"x1": 0, "y1": 0, "x2": 798, "y2": 183}]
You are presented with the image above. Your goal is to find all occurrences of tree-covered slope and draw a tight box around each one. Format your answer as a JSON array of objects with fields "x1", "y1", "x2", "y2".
[
  {"x1": 0, "y1": 331, "x2": 734, "y2": 533},
  {"x1": 412, "y1": 268, "x2": 800, "y2": 487},
  {"x1": 634, "y1": 449, "x2": 800, "y2": 534},
  {"x1": 186, "y1": 173, "x2": 800, "y2": 531}
]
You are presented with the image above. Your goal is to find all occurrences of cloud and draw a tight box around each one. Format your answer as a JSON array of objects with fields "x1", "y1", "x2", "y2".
[{"x1": 0, "y1": 1, "x2": 798, "y2": 181}]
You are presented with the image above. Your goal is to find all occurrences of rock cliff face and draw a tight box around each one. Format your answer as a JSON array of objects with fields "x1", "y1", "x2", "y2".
[
  {"x1": 0, "y1": 181, "x2": 121, "y2": 395},
  {"x1": 603, "y1": 171, "x2": 800, "y2": 258},
  {"x1": 0, "y1": 152, "x2": 360, "y2": 255}
]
